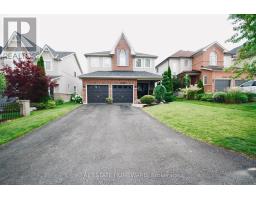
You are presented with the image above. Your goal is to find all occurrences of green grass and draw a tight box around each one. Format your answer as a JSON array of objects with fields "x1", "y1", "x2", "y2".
[
  {"x1": 0, "y1": 103, "x2": 80, "y2": 145},
  {"x1": 145, "y1": 101, "x2": 256, "y2": 157}
]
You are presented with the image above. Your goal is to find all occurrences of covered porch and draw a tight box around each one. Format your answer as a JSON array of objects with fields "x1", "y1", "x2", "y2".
[
  {"x1": 137, "y1": 80, "x2": 159, "y2": 99},
  {"x1": 178, "y1": 70, "x2": 201, "y2": 85}
]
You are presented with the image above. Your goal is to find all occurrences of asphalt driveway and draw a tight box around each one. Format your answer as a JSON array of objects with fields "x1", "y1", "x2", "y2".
[{"x1": 0, "y1": 104, "x2": 255, "y2": 184}]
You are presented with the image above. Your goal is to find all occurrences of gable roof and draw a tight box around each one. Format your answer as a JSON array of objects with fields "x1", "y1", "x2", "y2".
[
  {"x1": 79, "y1": 70, "x2": 162, "y2": 80},
  {"x1": 170, "y1": 50, "x2": 194, "y2": 58},
  {"x1": 156, "y1": 42, "x2": 228, "y2": 69},
  {"x1": 228, "y1": 45, "x2": 242, "y2": 56},
  {"x1": 84, "y1": 33, "x2": 157, "y2": 58},
  {"x1": 110, "y1": 33, "x2": 136, "y2": 55},
  {"x1": 84, "y1": 50, "x2": 157, "y2": 58},
  {"x1": 1, "y1": 31, "x2": 42, "y2": 59},
  {"x1": 191, "y1": 41, "x2": 227, "y2": 56},
  {"x1": 39, "y1": 44, "x2": 74, "y2": 60}
]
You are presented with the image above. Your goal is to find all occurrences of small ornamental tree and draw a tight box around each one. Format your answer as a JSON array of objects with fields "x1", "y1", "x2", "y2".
[
  {"x1": 161, "y1": 66, "x2": 174, "y2": 93},
  {"x1": 153, "y1": 84, "x2": 166, "y2": 102},
  {"x1": 0, "y1": 72, "x2": 7, "y2": 97},
  {"x1": 167, "y1": 66, "x2": 173, "y2": 93},
  {"x1": 197, "y1": 79, "x2": 204, "y2": 93},
  {"x1": 183, "y1": 74, "x2": 191, "y2": 88},
  {"x1": 37, "y1": 56, "x2": 45, "y2": 75},
  {"x1": 173, "y1": 75, "x2": 181, "y2": 92},
  {"x1": 1, "y1": 56, "x2": 55, "y2": 102},
  {"x1": 161, "y1": 71, "x2": 171, "y2": 92}
]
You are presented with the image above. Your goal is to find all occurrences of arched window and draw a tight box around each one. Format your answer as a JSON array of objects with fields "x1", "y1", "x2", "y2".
[
  {"x1": 118, "y1": 49, "x2": 128, "y2": 66},
  {"x1": 209, "y1": 51, "x2": 217, "y2": 66}
]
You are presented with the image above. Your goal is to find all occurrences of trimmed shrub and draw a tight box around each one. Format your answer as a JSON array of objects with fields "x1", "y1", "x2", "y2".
[
  {"x1": 140, "y1": 95, "x2": 155, "y2": 105},
  {"x1": 71, "y1": 94, "x2": 83, "y2": 104},
  {"x1": 55, "y1": 99, "x2": 64, "y2": 105},
  {"x1": 195, "y1": 93, "x2": 204, "y2": 100},
  {"x1": 244, "y1": 92, "x2": 256, "y2": 102},
  {"x1": 180, "y1": 85, "x2": 201, "y2": 100},
  {"x1": 31, "y1": 102, "x2": 47, "y2": 110},
  {"x1": 200, "y1": 93, "x2": 213, "y2": 102},
  {"x1": 164, "y1": 92, "x2": 175, "y2": 102},
  {"x1": 213, "y1": 92, "x2": 227, "y2": 103},
  {"x1": 225, "y1": 88, "x2": 248, "y2": 104},
  {"x1": 46, "y1": 100, "x2": 56, "y2": 109},
  {"x1": 239, "y1": 94, "x2": 249, "y2": 103},
  {"x1": 153, "y1": 84, "x2": 166, "y2": 102},
  {"x1": 105, "y1": 97, "x2": 113, "y2": 104}
]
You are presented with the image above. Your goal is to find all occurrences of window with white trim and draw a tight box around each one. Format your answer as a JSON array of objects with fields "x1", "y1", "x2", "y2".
[
  {"x1": 136, "y1": 58, "x2": 142, "y2": 67},
  {"x1": 184, "y1": 59, "x2": 189, "y2": 67},
  {"x1": 203, "y1": 75, "x2": 208, "y2": 85},
  {"x1": 209, "y1": 51, "x2": 217, "y2": 65},
  {"x1": 103, "y1": 57, "x2": 111, "y2": 67},
  {"x1": 44, "y1": 60, "x2": 52, "y2": 71},
  {"x1": 118, "y1": 49, "x2": 128, "y2": 66},
  {"x1": 145, "y1": 58, "x2": 151, "y2": 67},
  {"x1": 91, "y1": 57, "x2": 100, "y2": 68}
]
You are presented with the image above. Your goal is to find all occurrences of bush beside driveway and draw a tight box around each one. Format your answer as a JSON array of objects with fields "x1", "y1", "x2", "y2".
[
  {"x1": 145, "y1": 100, "x2": 256, "y2": 157},
  {"x1": 0, "y1": 103, "x2": 80, "y2": 145}
]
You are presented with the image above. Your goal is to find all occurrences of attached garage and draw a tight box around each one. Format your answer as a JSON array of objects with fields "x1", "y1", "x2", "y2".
[
  {"x1": 87, "y1": 85, "x2": 109, "y2": 103},
  {"x1": 112, "y1": 85, "x2": 133, "y2": 103},
  {"x1": 215, "y1": 80, "x2": 231, "y2": 91}
]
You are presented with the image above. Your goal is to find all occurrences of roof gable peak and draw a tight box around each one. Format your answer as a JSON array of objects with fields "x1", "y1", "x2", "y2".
[{"x1": 110, "y1": 32, "x2": 136, "y2": 55}]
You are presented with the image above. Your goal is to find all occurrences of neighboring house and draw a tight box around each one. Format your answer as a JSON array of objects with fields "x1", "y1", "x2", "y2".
[
  {"x1": 156, "y1": 42, "x2": 247, "y2": 92},
  {"x1": 0, "y1": 32, "x2": 83, "y2": 101},
  {"x1": 80, "y1": 33, "x2": 161, "y2": 103}
]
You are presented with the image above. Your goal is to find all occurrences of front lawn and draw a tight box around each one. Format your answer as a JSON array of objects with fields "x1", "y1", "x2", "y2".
[
  {"x1": 0, "y1": 103, "x2": 80, "y2": 145},
  {"x1": 145, "y1": 101, "x2": 256, "y2": 157}
]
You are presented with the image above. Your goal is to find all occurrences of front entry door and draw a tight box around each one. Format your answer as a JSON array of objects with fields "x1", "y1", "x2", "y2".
[{"x1": 137, "y1": 83, "x2": 149, "y2": 99}]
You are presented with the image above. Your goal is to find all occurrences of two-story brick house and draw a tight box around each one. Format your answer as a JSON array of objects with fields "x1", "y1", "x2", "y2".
[
  {"x1": 80, "y1": 33, "x2": 161, "y2": 103},
  {"x1": 156, "y1": 42, "x2": 247, "y2": 92}
]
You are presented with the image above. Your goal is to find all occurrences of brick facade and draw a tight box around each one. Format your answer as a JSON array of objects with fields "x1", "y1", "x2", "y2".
[
  {"x1": 192, "y1": 44, "x2": 224, "y2": 71},
  {"x1": 192, "y1": 43, "x2": 246, "y2": 92},
  {"x1": 82, "y1": 79, "x2": 137, "y2": 103},
  {"x1": 112, "y1": 36, "x2": 133, "y2": 71}
]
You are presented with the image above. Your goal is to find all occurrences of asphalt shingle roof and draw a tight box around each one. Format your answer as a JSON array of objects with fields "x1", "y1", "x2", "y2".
[
  {"x1": 44, "y1": 44, "x2": 74, "y2": 59},
  {"x1": 228, "y1": 46, "x2": 241, "y2": 55},
  {"x1": 84, "y1": 51, "x2": 157, "y2": 58},
  {"x1": 79, "y1": 71, "x2": 162, "y2": 79},
  {"x1": 169, "y1": 50, "x2": 194, "y2": 58}
]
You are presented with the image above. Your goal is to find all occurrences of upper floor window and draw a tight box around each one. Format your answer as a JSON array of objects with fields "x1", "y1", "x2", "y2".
[
  {"x1": 118, "y1": 49, "x2": 128, "y2": 66},
  {"x1": 145, "y1": 58, "x2": 151, "y2": 67},
  {"x1": 184, "y1": 59, "x2": 189, "y2": 67},
  {"x1": 74, "y1": 72, "x2": 76, "y2": 77},
  {"x1": 103, "y1": 57, "x2": 111, "y2": 67},
  {"x1": 44, "y1": 60, "x2": 52, "y2": 71},
  {"x1": 209, "y1": 51, "x2": 217, "y2": 66},
  {"x1": 136, "y1": 58, "x2": 142, "y2": 67}
]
